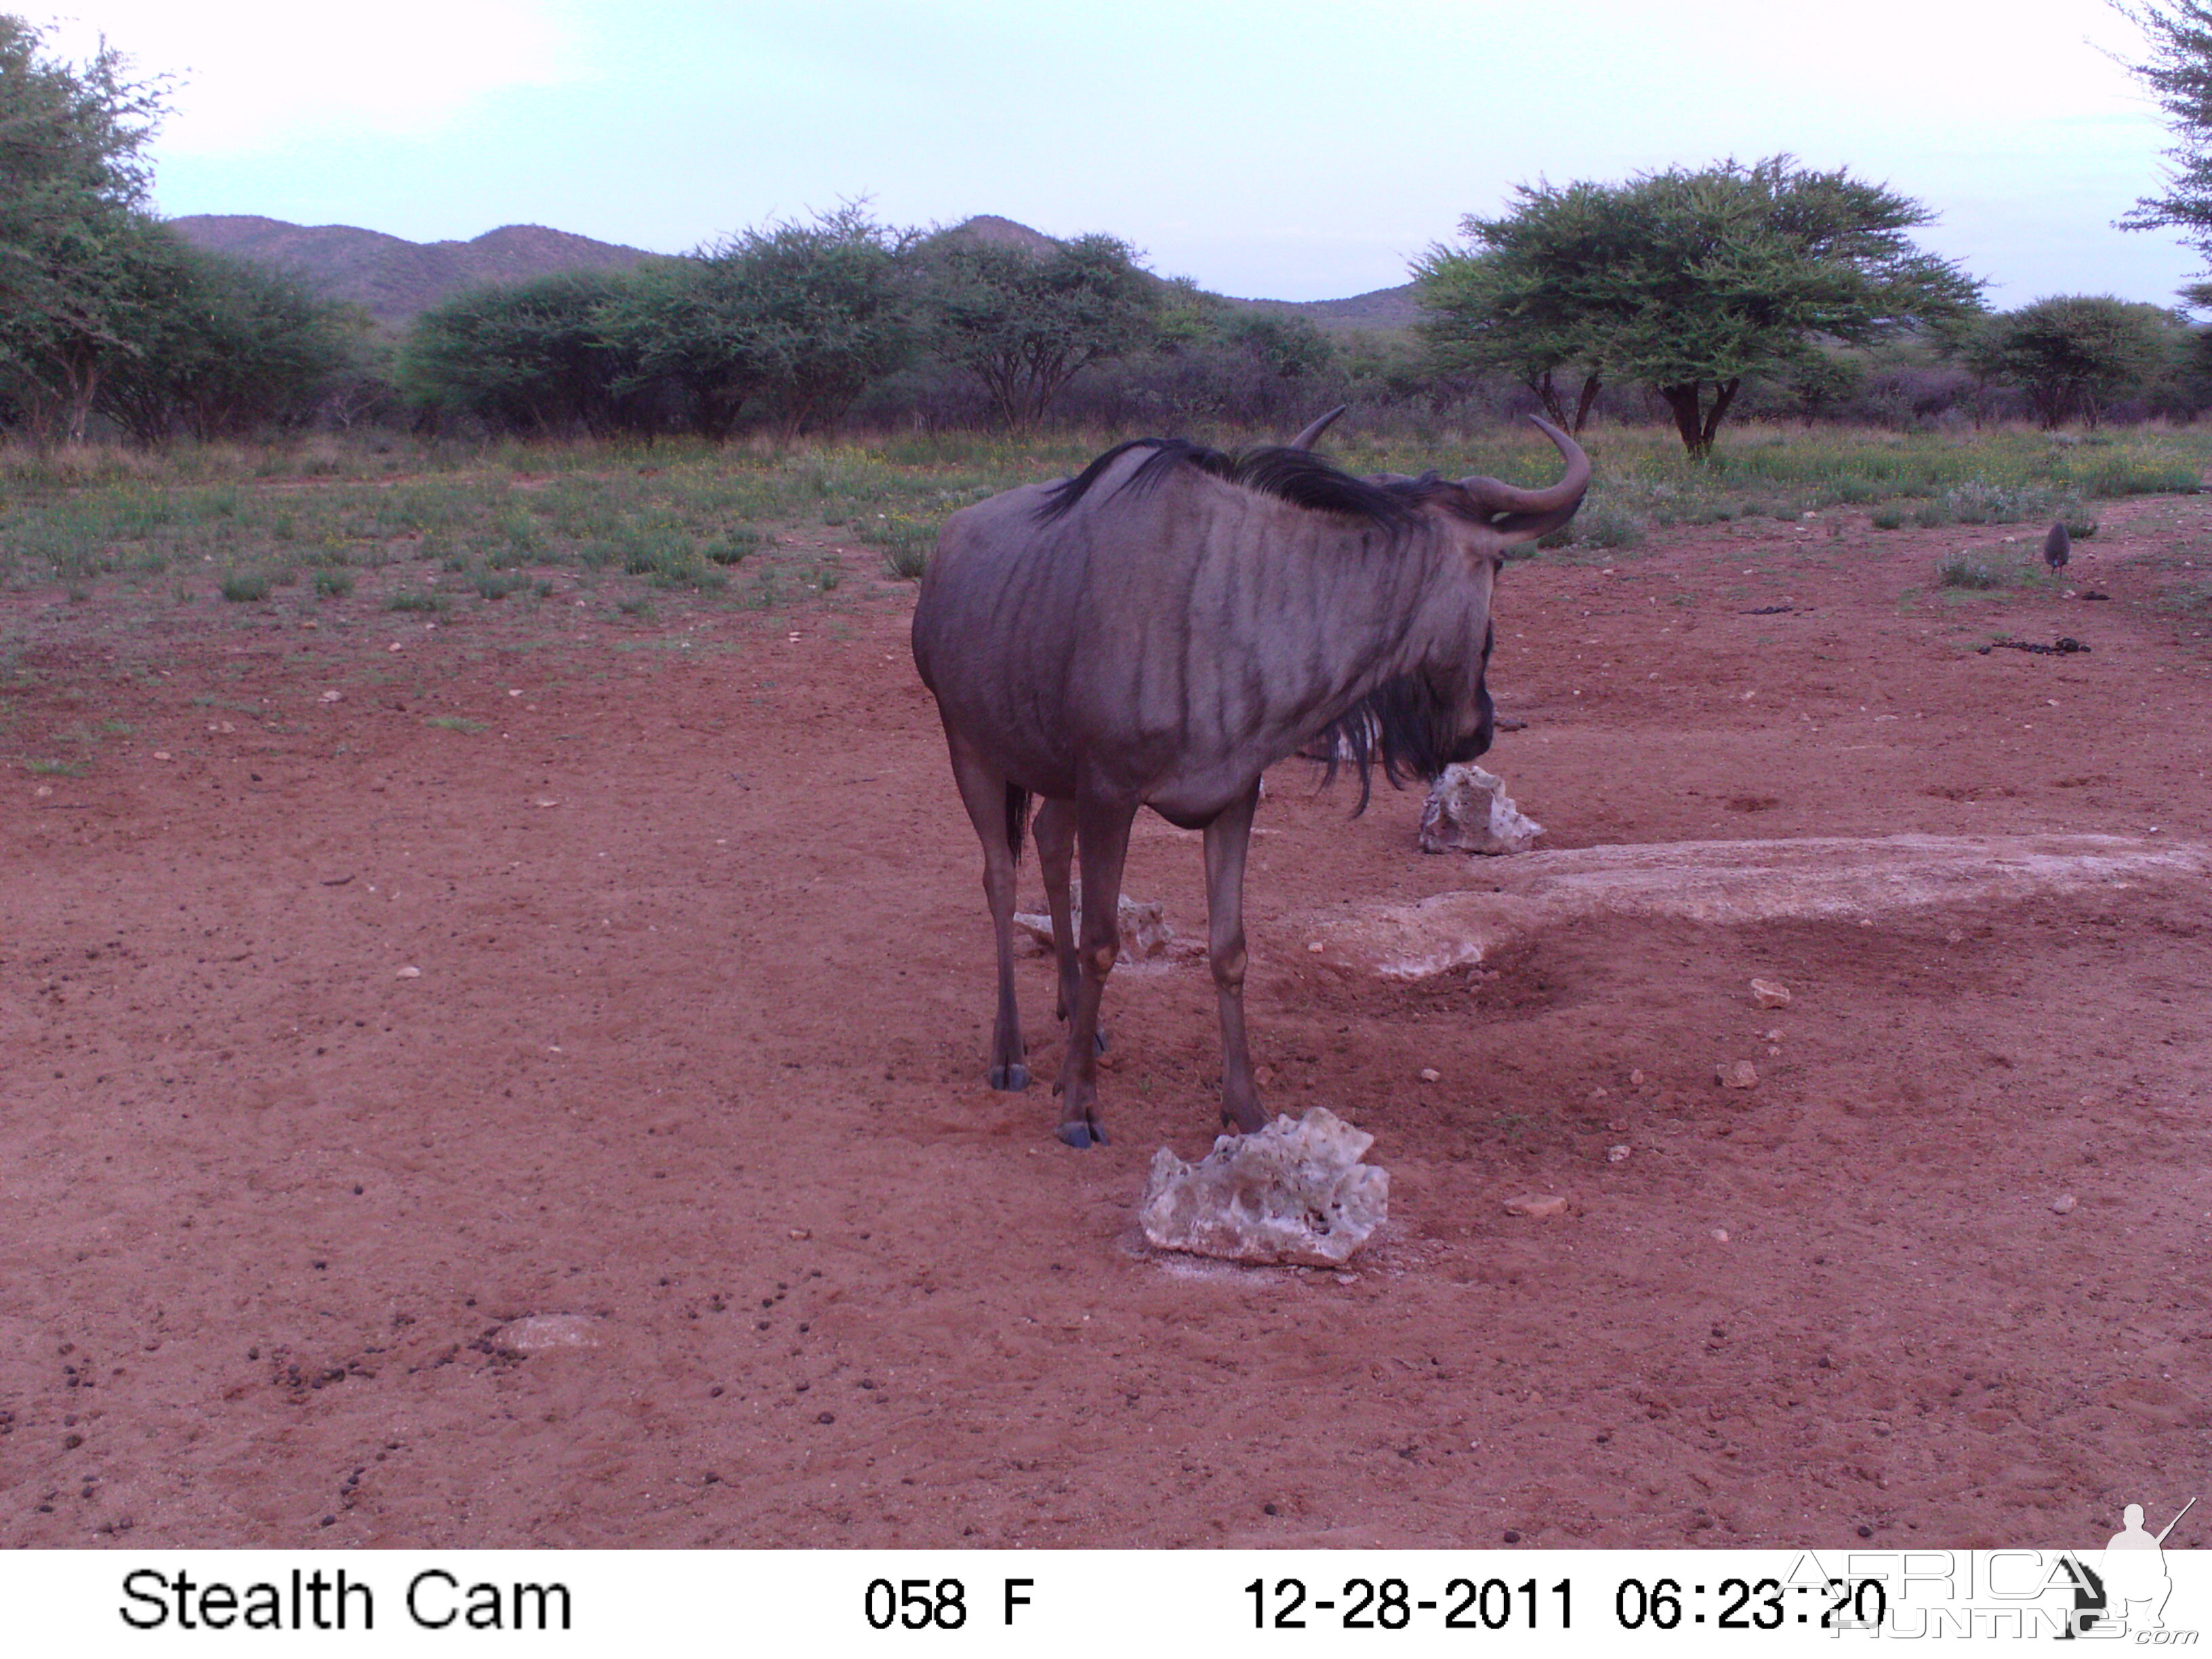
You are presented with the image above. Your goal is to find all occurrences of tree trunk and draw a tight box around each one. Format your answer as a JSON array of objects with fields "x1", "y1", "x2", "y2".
[
  {"x1": 1658, "y1": 383, "x2": 1707, "y2": 455},
  {"x1": 1572, "y1": 374, "x2": 1601, "y2": 433},
  {"x1": 1700, "y1": 377, "x2": 1742, "y2": 450},
  {"x1": 1525, "y1": 370, "x2": 1570, "y2": 428},
  {"x1": 1658, "y1": 378, "x2": 1742, "y2": 457}
]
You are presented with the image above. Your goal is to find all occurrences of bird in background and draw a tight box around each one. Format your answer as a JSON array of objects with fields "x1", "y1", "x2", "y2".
[{"x1": 2045, "y1": 521, "x2": 2070, "y2": 572}]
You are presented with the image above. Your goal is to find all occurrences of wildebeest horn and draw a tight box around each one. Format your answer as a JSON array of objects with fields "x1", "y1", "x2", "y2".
[
  {"x1": 1286, "y1": 405, "x2": 1347, "y2": 451},
  {"x1": 1456, "y1": 415, "x2": 1591, "y2": 518}
]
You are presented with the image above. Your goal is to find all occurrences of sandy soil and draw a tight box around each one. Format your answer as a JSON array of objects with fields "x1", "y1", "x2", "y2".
[{"x1": 3, "y1": 487, "x2": 2209, "y2": 1551}]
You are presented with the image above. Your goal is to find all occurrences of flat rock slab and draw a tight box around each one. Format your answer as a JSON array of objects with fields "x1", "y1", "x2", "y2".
[{"x1": 1303, "y1": 834, "x2": 2212, "y2": 981}]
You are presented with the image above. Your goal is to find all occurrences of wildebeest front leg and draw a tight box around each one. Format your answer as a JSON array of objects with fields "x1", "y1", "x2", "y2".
[
  {"x1": 1054, "y1": 799, "x2": 1135, "y2": 1147},
  {"x1": 944, "y1": 733, "x2": 1027, "y2": 1091},
  {"x1": 1204, "y1": 781, "x2": 1268, "y2": 1134}
]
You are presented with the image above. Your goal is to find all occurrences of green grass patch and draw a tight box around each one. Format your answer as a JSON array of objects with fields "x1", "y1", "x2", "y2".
[
  {"x1": 219, "y1": 571, "x2": 271, "y2": 602},
  {"x1": 425, "y1": 715, "x2": 489, "y2": 734}
]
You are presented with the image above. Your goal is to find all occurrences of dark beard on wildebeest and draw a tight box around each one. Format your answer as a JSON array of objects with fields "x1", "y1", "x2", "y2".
[{"x1": 1312, "y1": 622, "x2": 1496, "y2": 813}]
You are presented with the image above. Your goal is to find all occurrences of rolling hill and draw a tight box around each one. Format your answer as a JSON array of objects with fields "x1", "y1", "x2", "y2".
[{"x1": 168, "y1": 213, "x2": 1427, "y2": 333}]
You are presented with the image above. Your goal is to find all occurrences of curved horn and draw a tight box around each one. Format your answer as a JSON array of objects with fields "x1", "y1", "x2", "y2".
[
  {"x1": 1286, "y1": 405, "x2": 1347, "y2": 451},
  {"x1": 1457, "y1": 415, "x2": 1591, "y2": 517}
]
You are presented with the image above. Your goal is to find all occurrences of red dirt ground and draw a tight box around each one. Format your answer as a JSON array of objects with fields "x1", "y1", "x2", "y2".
[{"x1": 3, "y1": 491, "x2": 2209, "y2": 1552}]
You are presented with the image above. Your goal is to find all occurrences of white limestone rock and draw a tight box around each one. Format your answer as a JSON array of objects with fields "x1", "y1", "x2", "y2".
[
  {"x1": 1012, "y1": 884, "x2": 1172, "y2": 960},
  {"x1": 1419, "y1": 763, "x2": 1544, "y2": 855},
  {"x1": 1139, "y1": 1107, "x2": 1389, "y2": 1267}
]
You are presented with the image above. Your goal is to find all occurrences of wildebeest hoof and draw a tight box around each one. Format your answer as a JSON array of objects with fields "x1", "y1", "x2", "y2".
[
  {"x1": 1057, "y1": 1120, "x2": 1107, "y2": 1149},
  {"x1": 989, "y1": 1063, "x2": 1030, "y2": 1091}
]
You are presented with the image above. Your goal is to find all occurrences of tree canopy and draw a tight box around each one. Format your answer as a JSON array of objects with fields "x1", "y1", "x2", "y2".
[
  {"x1": 0, "y1": 14, "x2": 170, "y2": 440},
  {"x1": 2114, "y1": 1, "x2": 2212, "y2": 266},
  {"x1": 1416, "y1": 157, "x2": 1984, "y2": 455},
  {"x1": 924, "y1": 232, "x2": 1157, "y2": 427},
  {"x1": 1959, "y1": 295, "x2": 2184, "y2": 428}
]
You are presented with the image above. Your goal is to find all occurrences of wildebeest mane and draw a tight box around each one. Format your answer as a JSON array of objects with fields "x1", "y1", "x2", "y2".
[
  {"x1": 1311, "y1": 668, "x2": 1479, "y2": 815},
  {"x1": 1037, "y1": 437, "x2": 1442, "y2": 535}
]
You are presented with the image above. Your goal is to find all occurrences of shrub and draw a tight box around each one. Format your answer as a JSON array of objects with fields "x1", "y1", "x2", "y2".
[
  {"x1": 1936, "y1": 556, "x2": 2003, "y2": 589},
  {"x1": 1870, "y1": 506, "x2": 1906, "y2": 530},
  {"x1": 220, "y1": 571, "x2": 270, "y2": 602}
]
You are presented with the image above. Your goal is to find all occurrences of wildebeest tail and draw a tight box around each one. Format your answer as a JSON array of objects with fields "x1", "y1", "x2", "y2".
[{"x1": 1004, "y1": 784, "x2": 1031, "y2": 862}]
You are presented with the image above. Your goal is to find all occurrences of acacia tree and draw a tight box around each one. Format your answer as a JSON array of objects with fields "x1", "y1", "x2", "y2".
[
  {"x1": 0, "y1": 14, "x2": 171, "y2": 442},
  {"x1": 403, "y1": 271, "x2": 648, "y2": 436},
  {"x1": 2114, "y1": 1, "x2": 2212, "y2": 265},
  {"x1": 924, "y1": 232, "x2": 1157, "y2": 427},
  {"x1": 599, "y1": 207, "x2": 916, "y2": 439},
  {"x1": 1418, "y1": 158, "x2": 1983, "y2": 455},
  {"x1": 102, "y1": 243, "x2": 364, "y2": 442},
  {"x1": 1414, "y1": 179, "x2": 1618, "y2": 431},
  {"x1": 1960, "y1": 295, "x2": 2182, "y2": 428}
]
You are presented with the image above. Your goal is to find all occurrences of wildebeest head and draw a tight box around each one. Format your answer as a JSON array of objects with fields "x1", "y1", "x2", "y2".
[{"x1": 1313, "y1": 416, "x2": 1589, "y2": 807}]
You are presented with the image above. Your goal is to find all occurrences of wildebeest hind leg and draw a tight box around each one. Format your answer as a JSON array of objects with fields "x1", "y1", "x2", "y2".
[
  {"x1": 1204, "y1": 782, "x2": 1268, "y2": 1134},
  {"x1": 1054, "y1": 799, "x2": 1135, "y2": 1147},
  {"x1": 1033, "y1": 798, "x2": 1107, "y2": 1054},
  {"x1": 944, "y1": 733, "x2": 1027, "y2": 1091}
]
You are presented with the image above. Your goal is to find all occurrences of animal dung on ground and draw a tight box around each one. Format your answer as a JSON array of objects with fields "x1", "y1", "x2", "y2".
[
  {"x1": 1418, "y1": 763, "x2": 1544, "y2": 855},
  {"x1": 1139, "y1": 1107, "x2": 1389, "y2": 1267},
  {"x1": 1750, "y1": 978, "x2": 1793, "y2": 1008},
  {"x1": 1717, "y1": 1060, "x2": 1759, "y2": 1090},
  {"x1": 1503, "y1": 1193, "x2": 1569, "y2": 1219}
]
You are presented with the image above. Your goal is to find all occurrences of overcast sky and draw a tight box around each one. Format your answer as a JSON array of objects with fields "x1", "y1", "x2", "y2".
[{"x1": 32, "y1": 0, "x2": 2208, "y2": 308}]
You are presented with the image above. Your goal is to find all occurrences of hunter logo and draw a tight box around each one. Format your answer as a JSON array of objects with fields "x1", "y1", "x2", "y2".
[{"x1": 2069, "y1": 1498, "x2": 2198, "y2": 1639}]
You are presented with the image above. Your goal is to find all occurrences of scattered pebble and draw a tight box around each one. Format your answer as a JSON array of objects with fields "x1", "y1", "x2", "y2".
[
  {"x1": 1712, "y1": 1228, "x2": 1731, "y2": 1243},
  {"x1": 531, "y1": 796, "x2": 559, "y2": 808},
  {"x1": 319, "y1": 690, "x2": 343, "y2": 703},
  {"x1": 208, "y1": 720, "x2": 235, "y2": 734},
  {"x1": 1717, "y1": 1061, "x2": 1759, "y2": 1090},
  {"x1": 787, "y1": 1228, "x2": 811, "y2": 1241},
  {"x1": 387, "y1": 642, "x2": 403, "y2": 653},
  {"x1": 1254, "y1": 1065, "x2": 1275, "y2": 1086},
  {"x1": 1629, "y1": 1069, "x2": 1645, "y2": 1086},
  {"x1": 1306, "y1": 941, "x2": 1325, "y2": 954},
  {"x1": 33, "y1": 785, "x2": 50, "y2": 797},
  {"x1": 2051, "y1": 1194, "x2": 2077, "y2": 1215},
  {"x1": 1750, "y1": 978, "x2": 1792, "y2": 1008},
  {"x1": 1606, "y1": 1144, "x2": 1631, "y2": 1164},
  {"x1": 395, "y1": 966, "x2": 422, "y2": 980},
  {"x1": 1504, "y1": 1193, "x2": 1568, "y2": 1219},
  {"x1": 152, "y1": 752, "x2": 171, "y2": 761},
  {"x1": 1418, "y1": 1067, "x2": 1441, "y2": 1084}
]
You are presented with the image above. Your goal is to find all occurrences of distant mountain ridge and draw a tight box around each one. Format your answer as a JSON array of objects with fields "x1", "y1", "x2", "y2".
[
  {"x1": 167, "y1": 216, "x2": 656, "y2": 325},
  {"x1": 168, "y1": 213, "x2": 1426, "y2": 333}
]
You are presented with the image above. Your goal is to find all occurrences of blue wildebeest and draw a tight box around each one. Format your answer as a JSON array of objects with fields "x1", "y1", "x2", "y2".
[{"x1": 911, "y1": 413, "x2": 1589, "y2": 1147}]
